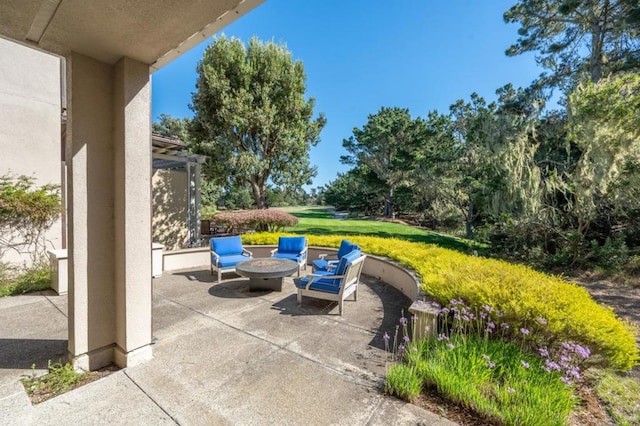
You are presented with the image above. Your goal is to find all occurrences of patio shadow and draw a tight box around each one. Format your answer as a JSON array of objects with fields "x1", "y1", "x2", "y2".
[{"x1": 0, "y1": 338, "x2": 67, "y2": 370}]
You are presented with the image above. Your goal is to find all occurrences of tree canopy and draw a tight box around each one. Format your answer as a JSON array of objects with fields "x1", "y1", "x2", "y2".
[
  {"x1": 505, "y1": 0, "x2": 640, "y2": 94},
  {"x1": 190, "y1": 36, "x2": 326, "y2": 209}
]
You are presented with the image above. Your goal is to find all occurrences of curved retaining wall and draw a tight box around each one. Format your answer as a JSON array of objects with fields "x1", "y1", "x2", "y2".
[{"x1": 162, "y1": 245, "x2": 421, "y2": 300}]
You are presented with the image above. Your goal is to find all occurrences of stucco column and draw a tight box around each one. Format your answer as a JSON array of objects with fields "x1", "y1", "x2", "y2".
[
  {"x1": 65, "y1": 52, "x2": 152, "y2": 370},
  {"x1": 113, "y1": 57, "x2": 153, "y2": 367}
]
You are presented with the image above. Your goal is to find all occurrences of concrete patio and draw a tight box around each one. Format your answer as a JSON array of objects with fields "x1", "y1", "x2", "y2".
[{"x1": 0, "y1": 269, "x2": 455, "y2": 425}]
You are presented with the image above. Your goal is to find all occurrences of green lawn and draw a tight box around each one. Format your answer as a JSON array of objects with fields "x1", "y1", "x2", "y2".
[{"x1": 282, "y1": 206, "x2": 481, "y2": 253}]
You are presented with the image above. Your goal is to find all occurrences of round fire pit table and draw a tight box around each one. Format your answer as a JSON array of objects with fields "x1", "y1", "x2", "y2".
[{"x1": 235, "y1": 258, "x2": 299, "y2": 291}]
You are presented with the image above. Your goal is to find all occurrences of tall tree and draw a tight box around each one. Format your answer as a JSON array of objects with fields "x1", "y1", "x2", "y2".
[
  {"x1": 190, "y1": 36, "x2": 326, "y2": 209},
  {"x1": 567, "y1": 73, "x2": 640, "y2": 258},
  {"x1": 505, "y1": 0, "x2": 640, "y2": 93},
  {"x1": 341, "y1": 107, "x2": 427, "y2": 218}
]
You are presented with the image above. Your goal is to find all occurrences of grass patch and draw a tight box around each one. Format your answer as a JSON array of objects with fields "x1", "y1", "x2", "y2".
[
  {"x1": 21, "y1": 361, "x2": 88, "y2": 404},
  {"x1": 0, "y1": 262, "x2": 51, "y2": 297},
  {"x1": 595, "y1": 370, "x2": 640, "y2": 425},
  {"x1": 21, "y1": 361, "x2": 119, "y2": 404},
  {"x1": 399, "y1": 335, "x2": 576, "y2": 425},
  {"x1": 283, "y1": 207, "x2": 481, "y2": 253}
]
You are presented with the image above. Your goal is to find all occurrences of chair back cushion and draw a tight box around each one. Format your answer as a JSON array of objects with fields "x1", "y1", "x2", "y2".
[
  {"x1": 334, "y1": 249, "x2": 361, "y2": 277},
  {"x1": 211, "y1": 236, "x2": 243, "y2": 256},
  {"x1": 337, "y1": 240, "x2": 360, "y2": 259},
  {"x1": 277, "y1": 236, "x2": 306, "y2": 254}
]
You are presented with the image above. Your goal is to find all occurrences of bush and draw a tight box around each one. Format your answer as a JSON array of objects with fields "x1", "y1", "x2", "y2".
[
  {"x1": 214, "y1": 209, "x2": 298, "y2": 233},
  {"x1": 0, "y1": 261, "x2": 51, "y2": 297},
  {"x1": 0, "y1": 174, "x2": 61, "y2": 261},
  {"x1": 242, "y1": 232, "x2": 639, "y2": 370}
]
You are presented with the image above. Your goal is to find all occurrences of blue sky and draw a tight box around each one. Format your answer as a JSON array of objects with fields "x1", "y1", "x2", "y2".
[{"x1": 151, "y1": 0, "x2": 542, "y2": 188}]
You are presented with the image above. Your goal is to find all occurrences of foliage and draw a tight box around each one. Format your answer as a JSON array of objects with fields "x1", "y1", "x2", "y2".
[
  {"x1": 21, "y1": 361, "x2": 88, "y2": 403},
  {"x1": 341, "y1": 107, "x2": 428, "y2": 218},
  {"x1": 0, "y1": 261, "x2": 50, "y2": 297},
  {"x1": 190, "y1": 36, "x2": 326, "y2": 209},
  {"x1": 214, "y1": 209, "x2": 298, "y2": 233},
  {"x1": 0, "y1": 174, "x2": 61, "y2": 262},
  {"x1": 152, "y1": 114, "x2": 191, "y2": 142},
  {"x1": 242, "y1": 232, "x2": 639, "y2": 370},
  {"x1": 504, "y1": 0, "x2": 640, "y2": 94},
  {"x1": 384, "y1": 364, "x2": 422, "y2": 402},
  {"x1": 405, "y1": 334, "x2": 575, "y2": 425},
  {"x1": 595, "y1": 370, "x2": 640, "y2": 425}
]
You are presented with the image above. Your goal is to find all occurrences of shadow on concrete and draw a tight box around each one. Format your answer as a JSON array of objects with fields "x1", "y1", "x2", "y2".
[
  {"x1": 207, "y1": 278, "x2": 272, "y2": 299},
  {"x1": 362, "y1": 277, "x2": 411, "y2": 350},
  {"x1": 270, "y1": 293, "x2": 341, "y2": 316},
  {"x1": 0, "y1": 338, "x2": 67, "y2": 370}
]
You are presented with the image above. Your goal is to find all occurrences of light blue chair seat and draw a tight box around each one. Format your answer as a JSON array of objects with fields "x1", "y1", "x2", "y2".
[
  {"x1": 312, "y1": 239, "x2": 361, "y2": 272},
  {"x1": 210, "y1": 236, "x2": 252, "y2": 283},
  {"x1": 271, "y1": 236, "x2": 308, "y2": 276},
  {"x1": 295, "y1": 250, "x2": 365, "y2": 315}
]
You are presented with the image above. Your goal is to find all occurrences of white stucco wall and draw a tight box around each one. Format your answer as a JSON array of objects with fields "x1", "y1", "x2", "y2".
[{"x1": 0, "y1": 38, "x2": 63, "y2": 265}]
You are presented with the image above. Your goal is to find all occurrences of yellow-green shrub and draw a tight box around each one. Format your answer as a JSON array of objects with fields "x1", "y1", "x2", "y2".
[{"x1": 243, "y1": 233, "x2": 639, "y2": 370}]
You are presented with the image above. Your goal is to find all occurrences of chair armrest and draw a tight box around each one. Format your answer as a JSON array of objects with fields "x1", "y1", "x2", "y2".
[
  {"x1": 243, "y1": 249, "x2": 253, "y2": 257},
  {"x1": 304, "y1": 273, "x2": 346, "y2": 290},
  {"x1": 318, "y1": 254, "x2": 338, "y2": 261},
  {"x1": 210, "y1": 250, "x2": 220, "y2": 265},
  {"x1": 270, "y1": 248, "x2": 278, "y2": 255}
]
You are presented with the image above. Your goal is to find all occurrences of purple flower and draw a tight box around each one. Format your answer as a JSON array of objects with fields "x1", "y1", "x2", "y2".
[
  {"x1": 399, "y1": 317, "x2": 408, "y2": 326},
  {"x1": 403, "y1": 335, "x2": 410, "y2": 343},
  {"x1": 536, "y1": 317, "x2": 548, "y2": 325},
  {"x1": 573, "y1": 344, "x2": 591, "y2": 359},
  {"x1": 482, "y1": 354, "x2": 491, "y2": 361},
  {"x1": 383, "y1": 332, "x2": 390, "y2": 342},
  {"x1": 500, "y1": 323, "x2": 510, "y2": 330},
  {"x1": 487, "y1": 361, "x2": 496, "y2": 368},
  {"x1": 520, "y1": 360, "x2": 530, "y2": 369},
  {"x1": 566, "y1": 366, "x2": 581, "y2": 379},
  {"x1": 398, "y1": 344, "x2": 405, "y2": 353},
  {"x1": 437, "y1": 333, "x2": 449, "y2": 341},
  {"x1": 483, "y1": 305, "x2": 493, "y2": 312},
  {"x1": 487, "y1": 321, "x2": 496, "y2": 329},
  {"x1": 497, "y1": 311, "x2": 504, "y2": 318},
  {"x1": 431, "y1": 301, "x2": 441, "y2": 309},
  {"x1": 461, "y1": 315, "x2": 470, "y2": 322},
  {"x1": 520, "y1": 328, "x2": 530, "y2": 336},
  {"x1": 447, "y1": 343, "x2": 454, "y2": 350},
  {"x1": 480, "y1": 311, "x2": 488, "y2": 320},
  {"x1": 560, "y1": 376, "x2": 573, "y2": 386},
  {"x1": 538, "y1": 347, "x2": 549, "y2": 358},
  {"x1": 507, "y1": 387, "x2": 516, "y2": 394},
  {"x1": 545, "y1": 359, "x2": 561, "y2": 372},
  {"x1": 439, "y1": 307, "x2": 451, "y2": 315}
]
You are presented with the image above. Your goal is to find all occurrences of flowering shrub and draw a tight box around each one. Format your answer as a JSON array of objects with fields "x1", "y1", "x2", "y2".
[
  {"x1": 242, "y1": 232, "x2": 639, "y2": 370},
  {"x1": 213, "y1": 209, "x2": 298, "y2": 233}
]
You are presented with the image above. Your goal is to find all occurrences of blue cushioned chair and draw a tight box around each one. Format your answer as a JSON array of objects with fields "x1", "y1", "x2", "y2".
[
  {"x1": 210, "y1": 236, "x2": 253, "y2": 283},
  {"x1": 270, "y1": 236, "x2": 308, "y2": 276},
  {"x1": 312, "y1": 239, "x2": 361, "y2": 272},
  {"x1": 294, "y1": 250, "x2": 365, "y2": 315}
]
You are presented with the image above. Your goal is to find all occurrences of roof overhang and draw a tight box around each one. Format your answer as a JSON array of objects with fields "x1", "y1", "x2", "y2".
[
  {"x1": 0, "y1": 0, "x2": 265, "y2": 71},
  {"x1": 152, "y1": 134, "x2": 206, "y2": 170}
]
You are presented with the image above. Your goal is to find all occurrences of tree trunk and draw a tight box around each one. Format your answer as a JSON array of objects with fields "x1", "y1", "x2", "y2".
[
  {"x1": 465, "y1": 201, "x2": 474, "y2": 239},
  {"x1": 250, "y1": 179, "x2": 267, "y2": 209},
  {"x1": 383, "y1": 188, "x2": 394, "y2": 218},
  {"x1": 589, "y1": 3, "x2": 606, "y2": 83}
]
